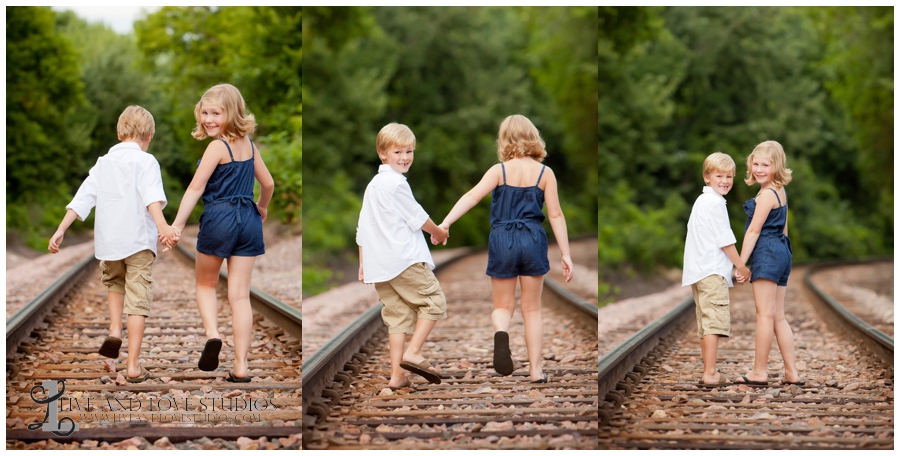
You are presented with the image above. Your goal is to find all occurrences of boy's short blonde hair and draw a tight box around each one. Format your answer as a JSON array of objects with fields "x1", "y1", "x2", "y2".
[
  {"x1": 497, "y1": 115, "x2": 547, "y2": 162},
  {"x1": 745, "y1": 140, "x2": 792, "y2": 187},
  {"x1": 702, "y1": 152, "x2": 736, "y2": 178},
  {"x1": 376, "y1": 123, "x2": 416, "y2": 154},
  {"x1": 117, "y1": 105, "x2": 155, "y2": 140},
  {"x1": 192, "y1": 84, "x2": 256, "y2": 142}
]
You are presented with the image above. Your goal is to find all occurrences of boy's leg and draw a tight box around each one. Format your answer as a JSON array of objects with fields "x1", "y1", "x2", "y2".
[
  {"x1": 125, "y1": 315, "x2": 146, "y2": 378},
  {"x1": 700, "y1": 335, "x2": 720, "y2": 383},
  {"x1": 100, "y1": 260, "x2": 127, "y2": 338},
  {"x1": 490, "y1": 277, "x2": 518, "y2": 332},
  {"x1": 108, "y1": 292, "x2": 125, "y2": 338},
  {"x1": 121, "y1": 250, "x2": 155, "y2": 378},
  {"x1": 402, "y1": 318, "x2": 437, "y2": 365},
  {"x1": 225, "y1": 256, "x2": 256, "y2": 379},
  {"x1": 388, "y1": 333, "x2": 408, "y2": 387},
  {"x1": 519, "y1": 275, "x2": 544, "y2": 381},
  {"x1": 196, "y1": 252, "x2": 225, "y2": 340}
]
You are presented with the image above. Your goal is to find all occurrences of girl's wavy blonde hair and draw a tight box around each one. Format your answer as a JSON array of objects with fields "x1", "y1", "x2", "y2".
[
  {"x1": 496, "y1": 115, "x2": 547, "y2": 162},
  {"x1": 192, "y1": 84, "x2": 256, "y2": 142},
  {"x1": 745, "y1": 140, "x2": 792, "y2": 187}
]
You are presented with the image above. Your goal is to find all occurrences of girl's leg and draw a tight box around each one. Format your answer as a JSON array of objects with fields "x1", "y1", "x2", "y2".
[
  {"x1": 773, "y1": 285, "x2": 800, "y2": 382},
  {"x1": 748, "y1": 279, "x2": 778, "y2": 382},
  {"x1": 491, "y1": 277, "x2": 518, "y2": 332},
  {"x1": 519, "y1": 275, "x2": 544, "y2": 381},
  {"x1": 196, "y1": 252, "x2": 225, "y2": 340},
  {"x1": 226, "y1": 255, "x2": 256, "y2": 378}
]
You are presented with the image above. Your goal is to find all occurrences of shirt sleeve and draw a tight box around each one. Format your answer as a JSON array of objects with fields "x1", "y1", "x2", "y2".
[
  {"x1": 711, "y1": 202, "x2": 737, "y2": 248},
  {"x1": 392, "y1": 182, "x2": 429, "y2": 231},
  {"x1": 66, "y1": 166, "x2": 99, "y2": 221},
  {"x1": 138, "y1": 158, "x2": 167, "y2": 209}
]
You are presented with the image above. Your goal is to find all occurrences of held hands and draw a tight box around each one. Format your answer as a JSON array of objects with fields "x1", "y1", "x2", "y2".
[
  {"x1": 48, "y1": 230, "x2": 65, "y2": 254},
  {"x1": 561, "y1": 254, "x2": 574, "y2": 283},
  {"x1": 430, "y1": 223, "x2": 450, "y2": 245},
  {"x1": 158, "y1": 225, "x2": 182, "y2": 253},
  {"x1": 734, "y1": 265, "x2": 751, "y2": 285}
]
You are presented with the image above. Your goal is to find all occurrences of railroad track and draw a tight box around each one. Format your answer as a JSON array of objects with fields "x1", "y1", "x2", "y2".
[
  {"x1": 598, "y1": 260, "x2": 894, "y2": 449},
  {"x1": 6, "y1": 244, "x2": 302, "y2": 449},
  {"x1": 303, "y1": 249, "x2": 599, "y2": 449}
]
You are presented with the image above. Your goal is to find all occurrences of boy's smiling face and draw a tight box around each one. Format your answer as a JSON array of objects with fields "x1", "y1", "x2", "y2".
[
  {"x1": 378, "y1": 144, "x2": 415, "y2": 174},
  {"x1": 705, "y1": 170, "x2": 734, "y2": 196}
]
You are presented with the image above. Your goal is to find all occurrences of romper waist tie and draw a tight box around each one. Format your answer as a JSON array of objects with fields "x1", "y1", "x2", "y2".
[
  {"x1": 204, "y1": 195, "x2": 257, "y2": 224},
  {"x1": 758, "y1": 232, "x2": 792, "y2": 254},
  {"x1": 492, "y1": 219, "x2": 541, "y2": 249}
]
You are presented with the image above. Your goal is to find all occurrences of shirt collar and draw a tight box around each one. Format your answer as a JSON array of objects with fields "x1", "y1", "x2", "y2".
[
  {"x1": 111, "y1": 141, "x2": 143, "y2": 152},
  {"x1": 378, "y1": 164, "x2": 405, "y2": 179},
  {"x1": 702, "y1": 186, "x2": 726, "y2": 202}
]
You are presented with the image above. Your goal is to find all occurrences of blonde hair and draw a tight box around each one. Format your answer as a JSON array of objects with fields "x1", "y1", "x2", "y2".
[
  {"x1": 744, "y1": 140, "x2": 792, "y2": 187},
  {"x1": 376, "y1": 123, "x2": 416, "y2": 154},
  {"x1": 497, "y1": 115, "x2": 547, "y2": 162},
  {"x1": 192, "y1": 84, "x2": 256, "y2": 142},
  {"x1": 703, "y1": 152, "x2": 736, "y2": 179},
  {"x1": 117, "y1": 105, "x2": 155, "y2": 140}
]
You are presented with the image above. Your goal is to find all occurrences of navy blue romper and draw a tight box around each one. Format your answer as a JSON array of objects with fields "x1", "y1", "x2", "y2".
[
  {"x1": 744, "y1": 188, "x2": 792, "y2": 286},
  {"x1": 486, "y1": 163, "x2": 551, "y2": 278},
  {"x1": 196, "y1": 139, "x2": 265, "y2": 258}
]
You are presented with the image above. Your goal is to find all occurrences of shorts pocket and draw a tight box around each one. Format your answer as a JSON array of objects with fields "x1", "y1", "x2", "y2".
[
  {"x1": 708, "y1": 298, "x2": 730, "y2": 333},
  {"x1": 135, "y1": 273, "x2": 154, "y2": 312},
  {"x1": 416, "y1": 279, "x2": 446, "y2": 317}
]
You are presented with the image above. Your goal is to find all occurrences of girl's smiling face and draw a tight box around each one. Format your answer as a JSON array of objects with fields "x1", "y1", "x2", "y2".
[
  {"x1": 378, "y1": 145, "x2": 414, "y2": 174},
  {"x1": 751, "y1": 155, "x2": 774, "y2": 186},
  {"x1": 200, "y1": 103, "x2": 225, "y2": 138}
]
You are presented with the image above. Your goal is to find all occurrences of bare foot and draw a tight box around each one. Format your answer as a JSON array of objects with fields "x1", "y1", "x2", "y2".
[
  {"x1": 701, "y1": 371, "x2": 726, "y2": 385},
  {"x1": 401, "y1": 352, "x2": 425, "y2": 365}
]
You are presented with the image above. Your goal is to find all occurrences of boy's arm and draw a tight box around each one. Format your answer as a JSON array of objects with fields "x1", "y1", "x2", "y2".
[
  {"x1": 421, "y1": 218, "x2": 448, "y2": 244},
  {"x1": 148, "y1": 202, "x2": 179, "y2": 251},
  {"x1": 48, "y1": 210, "x2": 80, "y2": 253},
  {"x1": 722, "y1": 244, "x2": 750, "y2": 282},
  {"x1": 358, "y1": 246, "x2": 364, "y2": 282}
]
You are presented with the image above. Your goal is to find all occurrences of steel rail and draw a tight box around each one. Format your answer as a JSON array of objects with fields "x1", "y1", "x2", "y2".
[
  {"x1": 6, "y1": 252, "x2": 97, "y2": 364},
  {"x1": 597, "y1": 295, "x2": 694, "y2": 412},
  {"x1": 544, "y1": 275, "x2": 598, "y2": 320},
  {"x1": 174, "y1": 243, "x2": 302, "y2": 339},
  {"x1": 804, "y1": 260, "x2": 893, "y2": 367}
]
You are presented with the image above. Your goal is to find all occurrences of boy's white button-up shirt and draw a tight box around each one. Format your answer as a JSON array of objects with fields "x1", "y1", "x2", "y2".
[
  {"x1": 357, "y1": 164, "x2": 434, "y2": 283},
  {"x1": 66, "y1": 142, "x2": 167, "y2": 261},
  {"x1": 683, "y1": 186, "x2": 737, "y2": 287}
]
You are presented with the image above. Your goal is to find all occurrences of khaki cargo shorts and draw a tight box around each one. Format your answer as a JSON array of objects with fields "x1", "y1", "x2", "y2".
[
  {"x1": 375, "y1": 262, "x2": 447, "y2": 334},
  {"x1": 691, "y1": 274, "x2": 731, "y2": 338},
  {"x1": 100, "y1": 249, "x2": 155, "y2": 317}
]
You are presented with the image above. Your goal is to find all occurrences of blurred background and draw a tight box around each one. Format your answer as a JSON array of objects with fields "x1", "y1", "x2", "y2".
[
  {"x1": 6, "y1": 6, "x2": 301, "y2": 253},
  {"x1": 302, "y1": 6, "x2": 598, "y2": 296},
  {"x1": 598, "y1": 6, "x2": 893, "y2": 303}
]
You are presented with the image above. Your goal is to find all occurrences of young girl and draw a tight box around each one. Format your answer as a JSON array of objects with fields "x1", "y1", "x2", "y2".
[
  {"x1": 166, "y1": 84, "x2": 275, "y2": 382},
  {"x1": 437, "y1": 115, "x2": 573, "y2": 383},
  {"x1": 733, "y1": 140, "x2": 803, "y2": 387}
]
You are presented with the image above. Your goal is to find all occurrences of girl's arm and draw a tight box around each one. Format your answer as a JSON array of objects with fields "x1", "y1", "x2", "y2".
[
  {"x1": 543, "y1": 169, "x2": 573, "y2": 282},
  {"x1": 739, "y1": 190, "x2": 776, "y2": 265},
  {"x1": 253, "y1": 144, "x2": 276, "y2": 222},
  {"x1": 171, "y1": 141, "x2": 229, "y2": 232},
  {"x1": 439, "y1": 164, "x2": 501, "y2": 227}
]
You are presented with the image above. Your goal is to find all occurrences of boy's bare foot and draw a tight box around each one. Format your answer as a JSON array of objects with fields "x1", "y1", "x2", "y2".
[
  {"x1": 401, "y1": 352, "x2": 425, "y2": 365},
  {"x1": 388, "y1": 374, "x2": 412, "y2": 389}
]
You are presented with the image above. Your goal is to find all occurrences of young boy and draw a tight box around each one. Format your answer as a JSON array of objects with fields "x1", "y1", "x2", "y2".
[
  {"x1": 49, "y1": 105, "x2": 178, "y2": 383},
  {"x1": 357, "y1": 123, "x2": 449, "y2": 388},
  {"x1": 682, "y1": 152, "x2": 751, "y2": 386}
]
